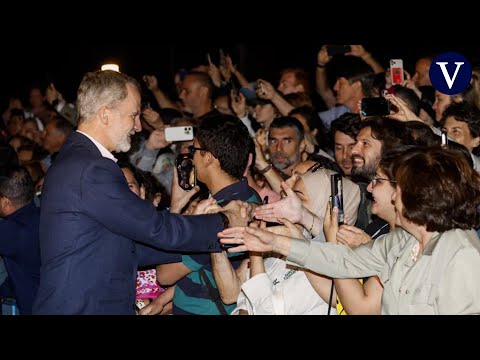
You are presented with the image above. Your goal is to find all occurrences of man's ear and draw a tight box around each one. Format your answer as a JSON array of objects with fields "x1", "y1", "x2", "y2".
[
  {"x1": 203, "y1": 151, "x2": 216, "y2": 168},
  {"x1": 0, "y1": 197, "x2": 14, "y2": 217},
  {"x1": 99, "y1": 106, "x2": 111, "y2": 125},
  {"x1": 472, "y1": 136, "x2": 480, "y2": 149},
  {"x1": 243, "y1": 153, "x2": 253, "y2": 177},
  {"x1": 299, "y1": 139, "x2": 307, "y2": 154}
]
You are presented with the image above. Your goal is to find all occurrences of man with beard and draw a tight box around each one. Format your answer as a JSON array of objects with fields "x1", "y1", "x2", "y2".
[
  {"x1": 350, "y1": 117, "x2": 413, "y2": 229},
  {"x1": 330, "y1": 113, "x2": 362, "y2": 178},
  {"x1": 267, "y1": 117, "x2": 306, "y2": 179}
]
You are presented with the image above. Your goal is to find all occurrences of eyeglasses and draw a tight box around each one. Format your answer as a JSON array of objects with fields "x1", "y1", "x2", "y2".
[
  {"x1": 188, "y1": 145, "x2": 209, "y2": 156},
  {"x1": 371, "y1": 177, "x2": 397, "y2": 188}
]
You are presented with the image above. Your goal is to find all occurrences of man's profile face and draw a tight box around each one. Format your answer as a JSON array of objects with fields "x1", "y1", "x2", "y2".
[{"x1": 109, "y1": 84, "x2": 142, "y2": 153}]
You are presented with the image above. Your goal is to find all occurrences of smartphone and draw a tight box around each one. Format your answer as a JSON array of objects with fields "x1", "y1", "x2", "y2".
[
  {"x1": 361, "y1": 97, "x2": 390, "y2": 117},
  {"x1": 165, "y1": 126, "x2": 194, "y2": 142},
  {"x1": 390, "y1": 59, "x2": 404, "y2": 85},
  {"x1": 326, "y1": 45, "x2": 351, "y2": 57},
  {"x1": 256, "y1": 80, "x2": 266, "y2": 95},
  {"x1": 331, "y1": 174, "x2": 344, "y2": 225},
  {"x1": 176, "y1": 154, "x2": 196, "y2": 191},
  {"x1": 441, "y1": 130, "x2": 449, "y2": 148}
]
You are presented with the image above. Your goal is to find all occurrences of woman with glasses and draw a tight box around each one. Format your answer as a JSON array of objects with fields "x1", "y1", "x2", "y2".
[
  {"x1": 221, "y1": 146, "x2": 480, "y2": 314},
  {"x1": 328, "y1": 148, "x2": 404, "y2": 315}
]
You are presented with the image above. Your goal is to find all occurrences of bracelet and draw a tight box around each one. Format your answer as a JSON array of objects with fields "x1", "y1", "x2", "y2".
[
  {"x1": 308, "y1": 213, "x2": 315, "y2": 233},
  {"x1": 258, "y1": 163, "x2": 273, "y2": 174},
  {"x1": 316, "y1": 63, "x2": 326, "y2": 68}
]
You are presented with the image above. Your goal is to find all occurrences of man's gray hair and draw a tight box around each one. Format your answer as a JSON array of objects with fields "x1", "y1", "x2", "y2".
[{"x1": 77, "y1": 70, "x2": 140, "y2": 123}]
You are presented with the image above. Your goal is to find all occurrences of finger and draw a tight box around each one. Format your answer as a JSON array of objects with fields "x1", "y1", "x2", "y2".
[
  {"x1": 281, "y1": 182, "x2": 295, "y2": 197},
  {"x1": 220, "y1": 236, "x2": 246, "y2": 245},
  {"x1": 259, "y1": 218, "x2": 267, "y2": 229},
  {"x1": 227, "y1": 245, "x2": 248, "y2": 253},
  {"x1": 218, "y1": 226, "x2": 246, "y2": 238}
]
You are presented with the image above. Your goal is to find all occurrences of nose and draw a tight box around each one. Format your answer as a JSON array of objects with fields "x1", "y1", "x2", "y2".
[
  {"x1": 367, "y1": 181, "x2": 373, "y2": 193},
  {"x1": 134, "y1": 117, "x2": 142, "y2": 132},
  {"x1": 351, "y1": 141, "x2": 362, "y2": 156}
]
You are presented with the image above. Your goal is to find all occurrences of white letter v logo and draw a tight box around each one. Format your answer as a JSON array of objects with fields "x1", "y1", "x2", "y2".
[{"x1": 436, "y1": 62, "x2": 465, "y2": 89}]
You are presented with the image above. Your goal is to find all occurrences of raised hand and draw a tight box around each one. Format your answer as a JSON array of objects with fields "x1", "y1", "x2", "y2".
[
  {"x1": 323, "y1": 200, "x2": 340, "y2": 244},
  {"x1": 385, "y1": 94, "x2": 422, "y2": 122},
  {"x1": 317, "y1": 45, "x2": 332, "y2": 66},
  {"x1": 170, "y1": 168, "x2": 200, "y2": 214},
  {"x1": 254, "y1": 182, "x2": 303, "y2": 224},
  {"x1": 208, "y1": 62, "x2": 222, "y2": 88},
  {"x1": 255, "y1": 79, "x2": 276, "y2": 100},
  {"x1": 143, "y1": 75, "x2": 160, "y2": 92},
  {"x1": 345, "y1": 45, "x2": 368, "y2": 58}
]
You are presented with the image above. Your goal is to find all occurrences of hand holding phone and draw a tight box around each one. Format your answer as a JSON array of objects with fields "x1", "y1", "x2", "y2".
[
  {"x1": 331, "y1": 174, "x2": 344, "y2": 226},
  {"x1": 361, "y1": 97, "x2": 390, "y2": 117},
  {"x1": 165, "y1": 126, "x2": 194, "y2": 142},
  {"x1": 176, "y1": 154, "x2": 196, "y2": 192},
  {"x1": 326, "y1": 45, "x2": 352, "y2": 57}
]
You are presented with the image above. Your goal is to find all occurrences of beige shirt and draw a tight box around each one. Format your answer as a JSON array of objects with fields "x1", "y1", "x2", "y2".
[{"x1": 288, "y1": 228, "x2": 480, "y2": 315}]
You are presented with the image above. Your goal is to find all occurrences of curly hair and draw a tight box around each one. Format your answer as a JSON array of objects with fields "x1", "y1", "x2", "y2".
[{"x1": 392, "y1": 147, "x2": 480, "y2": 232}]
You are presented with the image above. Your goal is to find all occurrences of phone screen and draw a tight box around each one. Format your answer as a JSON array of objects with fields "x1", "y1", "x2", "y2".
[{"x1": 361, "y1": 97, "x2": 390, "y2": 117}]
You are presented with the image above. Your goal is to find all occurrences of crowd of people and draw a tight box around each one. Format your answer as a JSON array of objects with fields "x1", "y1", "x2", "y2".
[{"x1": 2, "y1": 44, "x2": 480, "y2": 315}]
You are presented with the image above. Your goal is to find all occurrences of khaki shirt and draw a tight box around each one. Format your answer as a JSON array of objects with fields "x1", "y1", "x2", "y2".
[{"x1": 288, "y1": 228, "x2": 480, "y2": 315}]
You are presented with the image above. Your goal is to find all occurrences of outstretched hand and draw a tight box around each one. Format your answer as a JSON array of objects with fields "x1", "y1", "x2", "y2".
[
  {"x1": 218, "y1": 225, "x2": 278, "y2": 253},
  {"x1": 221, "y1": 200, "x2": 257, "y2": 228},
  {"x1": 254, "y1": 182, "x2": 303, "y2": 224}
]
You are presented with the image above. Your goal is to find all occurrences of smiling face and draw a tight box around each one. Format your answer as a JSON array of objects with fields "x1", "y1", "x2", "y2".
[
  {"x1": 109, "y1": 84, "x2": 142, "y2": 153},
  {"x1": 367, "y1": 168, "x2": 396, "y2": 224},
  {"x1": 351, "y1": 127, "x2": 382, "y2": 180}
]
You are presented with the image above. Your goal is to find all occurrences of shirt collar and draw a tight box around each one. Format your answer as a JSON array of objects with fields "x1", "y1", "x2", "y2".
[
  {"x1": 422, "y1": 232, "x2": 442, "y2": 256},
  {"x1": 76, "y1": 130, "x2": 117, "y2": 163},
  {"x1": 214, "y1": 178, "x2": 250, "y2": 203}
]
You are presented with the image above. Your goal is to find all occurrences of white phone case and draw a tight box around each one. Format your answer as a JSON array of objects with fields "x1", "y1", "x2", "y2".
[{"x1": 165, "y1": 126, "x2": 194, "y2": 142}]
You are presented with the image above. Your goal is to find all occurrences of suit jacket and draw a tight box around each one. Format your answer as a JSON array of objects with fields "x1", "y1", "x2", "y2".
[
  {"x1": 0, "y1": 202, "x2": 41, "y2": 315},
  {"x1": 33, "y1": 132, "x2": 223, "y2": 315}
]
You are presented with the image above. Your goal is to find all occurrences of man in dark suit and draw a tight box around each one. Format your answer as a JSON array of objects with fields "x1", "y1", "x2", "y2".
[
  {"x1": 33, "y1": 70, "x2": 250, "y2": 315},
  {"x1": 0, "y1": 166, "x2": 41, "y2": 315}
]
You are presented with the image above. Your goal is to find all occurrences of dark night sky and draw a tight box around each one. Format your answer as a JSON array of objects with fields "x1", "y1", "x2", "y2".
[{"x1": 2, "y1": 43, "x2": 479, "y2": 110}]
